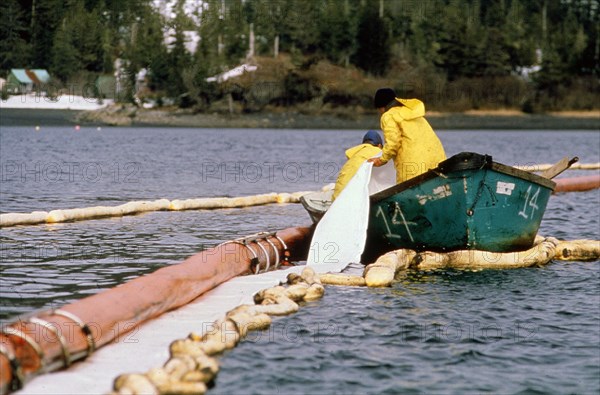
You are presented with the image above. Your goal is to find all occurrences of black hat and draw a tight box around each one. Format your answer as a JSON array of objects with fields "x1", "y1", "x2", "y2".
[{"x1": 373, "y1": 88, "x2": 396, "y2": 108}]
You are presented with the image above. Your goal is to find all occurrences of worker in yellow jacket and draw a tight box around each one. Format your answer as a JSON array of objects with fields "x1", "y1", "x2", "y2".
[
  {"x1": 368, "y1": 88, "x2": 446, "y2": 183},
  {"x1": 332, "y1": 130, "x2": 383, "y2": 201}
]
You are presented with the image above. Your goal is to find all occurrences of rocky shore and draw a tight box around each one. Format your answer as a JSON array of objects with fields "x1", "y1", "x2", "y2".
[{"x1": 1, "y1": 105, "x2": 598, "y2": 130}]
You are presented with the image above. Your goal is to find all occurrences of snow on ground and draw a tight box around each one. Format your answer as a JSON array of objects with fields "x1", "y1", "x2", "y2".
[
  {"x1": 206, "y1": 64, "x2": 258, "y2": 83},
  {"x1": 0, "y1": 94, "x2": 113, "y2": 110}
]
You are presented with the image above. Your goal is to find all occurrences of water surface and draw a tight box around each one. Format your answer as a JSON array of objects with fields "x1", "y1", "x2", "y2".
[{"x1": 0, "y1": 126, "x2": 598, "y2": 394}]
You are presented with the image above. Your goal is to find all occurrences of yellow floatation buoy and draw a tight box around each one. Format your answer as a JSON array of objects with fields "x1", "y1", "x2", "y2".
[
  {"x1": 362, "y1": 237, "x2": 598, "y2": 287},
  {"x1": 554, "y1": 239, "x2": 600, "y2": 261},
  {"x1": 364, "y1": 249, "x2": 417, "y2": 287},
  {"x1": 0, "y1": 211, "x2": 49, "y2": 227}
]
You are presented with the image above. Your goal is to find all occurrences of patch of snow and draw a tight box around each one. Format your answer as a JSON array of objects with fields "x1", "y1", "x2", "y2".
[
  {"x1": 0, "y1": 94, "x2": 113, "y2": 110},
  {"x1": 206, "y1": 64, "x2": 258, "y2": 83}
]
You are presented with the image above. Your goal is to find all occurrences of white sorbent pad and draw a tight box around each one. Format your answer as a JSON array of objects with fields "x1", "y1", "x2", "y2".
[
  {"x1": 306, "y1": 162, "x2": 373, "y2": 272},
  {"x1": 306, "y1": 156, "x2": 395, "y2": 272}
]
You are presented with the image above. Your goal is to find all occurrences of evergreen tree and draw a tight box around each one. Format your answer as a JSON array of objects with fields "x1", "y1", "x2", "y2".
[
  {"x1": 535, "y1": 2, "x2": 589, "y2": 88},
  {"x1": 319, "y1": 0, "x2": 357, "y2": 66},
  {"x1": 0, "y1": 0, "x2": 597, "y2": 110},
  {"x1": 353, "y1": 4, "x2": 391, "y2": 76},
  {"x1": 221, "y1": 0, "x2": 249, "y2": 63},
  {"x1": 0, "y1": 0, "x2": 31, "y2": 73},
  {"x1": 571, "y1": 0, "x2": 599, "y2": 76},
  {"x1": 480, "y1": 0, "x2": 512, "y2": 76},
  {"x1": 409, "y1": 5, "x2": 445, "y2": 68},
  {"x1": 30, "y1": 0, "x2": 67, "y2": 69},
  {"x1": 166, "y1": 6, "x2": 193, "y2": 97},
  {"x1": 553, "y1": 4, "x2": 591, "y2": 74},
  {"x1": 435, "y1": 1, "x2": 479, "y2": 79},
  {"x1": 124, "y1": 3, "x2": 169, "y2": 88},
  {"x1": 504, "y1": 0, "x2": 537, "y2": 69},
  {"x1": 285, "y1": 0, "x2": 323, "y2": 54},
  {"x1": 198, "y1": 0, "x2": 227, "y2": 68},
  {"x1": 50, "y1": 20, "x2": 81, "y2": 82},
  {"x1": 70, "y1": 2, "x2": 107, "y2": 73},
  {"x1": 252, "y1": 0, "x2": 292, "y2": 58},
  {"x1": 253, "y1": 0, "x2": 290, "y2": 57}
]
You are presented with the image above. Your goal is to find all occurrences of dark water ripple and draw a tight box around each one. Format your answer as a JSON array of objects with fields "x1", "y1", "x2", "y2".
[{"x1": 1, "y1": 127, "x2": 599, "y2": 394}]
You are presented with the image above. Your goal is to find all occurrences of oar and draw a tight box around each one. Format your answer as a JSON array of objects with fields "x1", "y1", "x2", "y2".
[{"x1": 541, "y1": 156, "x2": 579, "y2": 179}]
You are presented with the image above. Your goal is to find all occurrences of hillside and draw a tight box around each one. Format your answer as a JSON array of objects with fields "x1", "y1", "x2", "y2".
[{"x1": 72, "y1": 55, "x2": 599, "y2": 130}]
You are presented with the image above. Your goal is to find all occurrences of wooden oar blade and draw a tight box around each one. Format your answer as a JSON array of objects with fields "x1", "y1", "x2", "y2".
[{"x1": 541, "y1": 156, "x2": 579, "y2": 179}]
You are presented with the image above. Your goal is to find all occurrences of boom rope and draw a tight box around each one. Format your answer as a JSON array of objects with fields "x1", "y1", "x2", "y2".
[{"x1": 218, "y1": 231, "x2": 292, "y2": 274}]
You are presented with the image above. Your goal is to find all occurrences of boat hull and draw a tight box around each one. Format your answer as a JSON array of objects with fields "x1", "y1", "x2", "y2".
[{"x1": 367, "y1": 153, "x2": 556, "y2": 253}]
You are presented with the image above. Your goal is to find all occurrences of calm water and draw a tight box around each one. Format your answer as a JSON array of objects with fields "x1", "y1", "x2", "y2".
[{"x1": 0, "y1": 126, "x2": 599, "y2": 394}]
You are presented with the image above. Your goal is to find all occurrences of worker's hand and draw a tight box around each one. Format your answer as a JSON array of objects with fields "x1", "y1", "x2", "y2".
[{"x1": 368, "y1": 157, "x2": 384, "y2": 167}]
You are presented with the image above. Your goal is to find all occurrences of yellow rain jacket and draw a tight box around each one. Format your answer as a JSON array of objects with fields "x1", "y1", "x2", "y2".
[
  {"x1": 333, "y1": 143, "x2": 382, "y2": 201},
  {"x1": 380, "y1": 98, "x2": 446, "y2": 183}
]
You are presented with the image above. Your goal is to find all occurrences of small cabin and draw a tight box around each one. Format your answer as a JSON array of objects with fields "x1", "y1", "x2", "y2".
[{"x1": 6, "y1": 69, "x2": 51, "y2": 93}]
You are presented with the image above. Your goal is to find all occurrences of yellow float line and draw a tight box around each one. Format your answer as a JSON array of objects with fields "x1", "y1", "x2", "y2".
[
  {"x1": 515, "y1": 162, "x2": 600, "y2": 172},
  {"x1": 319, "y1": 238, "x2": 600, "y2": 288},
  {"x1": 0, "y1": 191, "x2": 316, "y2": 228}
]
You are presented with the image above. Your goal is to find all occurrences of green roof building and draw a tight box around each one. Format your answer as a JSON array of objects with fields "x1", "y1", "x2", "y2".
[{"x1": 6, "y1": 69, "x2": 51, "y2": 93}]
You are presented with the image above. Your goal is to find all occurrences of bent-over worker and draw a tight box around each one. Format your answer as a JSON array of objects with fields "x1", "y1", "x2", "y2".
[
  {"x1": 332, "y1": 130, "x2": 383, "y2": 201},
  {"x1": 368, "y1": 88, "x2": 446, "y2": 183}
]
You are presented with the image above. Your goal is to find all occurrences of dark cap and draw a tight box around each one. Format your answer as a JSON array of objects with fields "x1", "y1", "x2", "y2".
[
  {"x1": 373, "y1": 88, "x2": 396, "y2": 108},
  {"x1": 362, "y1": 130, "x2": 383, "y2": 146}
]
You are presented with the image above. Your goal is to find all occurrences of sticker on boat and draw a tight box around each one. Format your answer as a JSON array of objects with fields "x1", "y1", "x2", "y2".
[{"x1": 496, "y1": 181, "x2": 515, "y2": 195}]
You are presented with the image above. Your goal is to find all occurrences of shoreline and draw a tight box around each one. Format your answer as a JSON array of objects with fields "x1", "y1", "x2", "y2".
[{"x1": 1, "y1": 107, "x2": 598, "y2": 130}]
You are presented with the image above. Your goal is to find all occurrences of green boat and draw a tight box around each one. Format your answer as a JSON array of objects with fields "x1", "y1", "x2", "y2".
[
  {"x1": 367, "y1": 152, "x2": 557, "y2": 254},
  {"x1": 301, "y1": 152, "x2": 560, "y2": 257}
]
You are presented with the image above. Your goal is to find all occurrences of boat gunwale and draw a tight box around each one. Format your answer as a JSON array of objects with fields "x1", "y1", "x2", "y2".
[
  {"x1": 370, "y1": 152, "x2": 556, "y2": 204},
  {"x1": 299, "y1": 194, "x2": 330, "y2": 223}
]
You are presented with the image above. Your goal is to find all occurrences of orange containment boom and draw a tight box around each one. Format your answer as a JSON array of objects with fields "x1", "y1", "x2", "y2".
[
  {"x1": 0, "y1": 226, "x2": 312, "y2": 394},
  {"x1": 554, "y1": 174, "x2": 600, "y2": 193}
]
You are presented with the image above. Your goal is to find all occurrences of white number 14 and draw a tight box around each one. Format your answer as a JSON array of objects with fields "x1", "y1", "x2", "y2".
[{"x1": 518, "y1": 185, "x2": 540, "y2": 219}]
